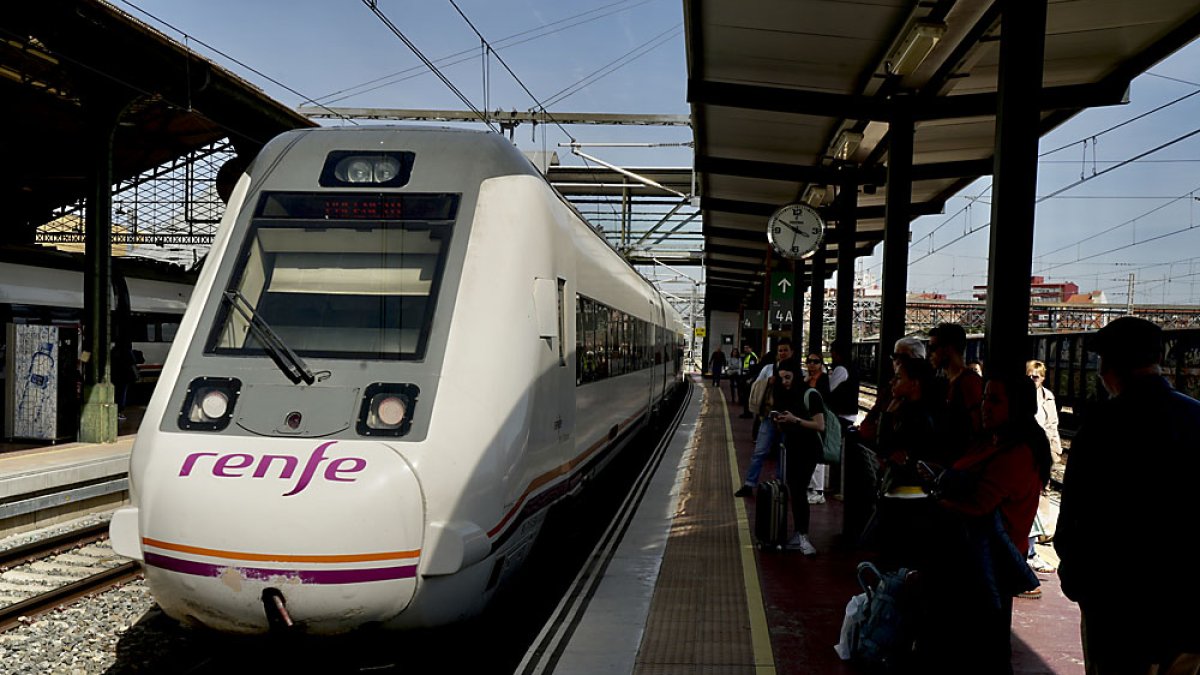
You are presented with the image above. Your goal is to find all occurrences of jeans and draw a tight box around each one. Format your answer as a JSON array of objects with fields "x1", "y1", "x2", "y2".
[{"x1": 744, "y1": 418, "x2": 780, "y2": 486}]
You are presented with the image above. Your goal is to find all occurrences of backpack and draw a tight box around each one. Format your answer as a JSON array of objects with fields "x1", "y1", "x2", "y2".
[
  {"x1": 805, "y1": 388, "x2": 843, "y2": 463},
  {"x1": 853, "y1": 562, "x2": 920, "y2": 668},
  {"x1": 749, "y1": 376, "x2": 773, "y2": 414}
]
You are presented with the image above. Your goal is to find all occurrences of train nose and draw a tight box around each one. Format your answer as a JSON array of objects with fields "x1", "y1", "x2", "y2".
[{"x1": 137, "y1": 440, "x2": 424, "y2": 634}]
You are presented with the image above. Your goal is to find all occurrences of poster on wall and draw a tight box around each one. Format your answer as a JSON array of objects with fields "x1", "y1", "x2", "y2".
[{"x1": 5, "y1": 324, "x2": 59, "y2": 441}]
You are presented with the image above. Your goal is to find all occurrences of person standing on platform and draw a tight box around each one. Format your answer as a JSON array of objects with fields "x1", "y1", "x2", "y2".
[
  {"x1": 1056, "y1": 317, "x2": 1200, "y2": 675},
  {"x1": 803, "y1": 352, "x2": 831, "y2": 504},
  {"x1": 1025, "y1": 360, "x2": 1063, "y2": 465},
  {"x1": 1024, "y1": 359, "x2": 1062, "y2": 576},
  {"x1": 734, "y1": 338, "x2": 793, "y2": 497},
  {"x1": 709, "y1": 348, "x2": 727, "y2": 388},
  {"x1": 858, "y1": 336, "x2": 926, "y2": 446},
  {"x1": 828, "y1": 339, "x2": 861, "y2": 431},
  {"x1": 737, "y1": 344, "x2": 758, "y2": 418},
  {"x1": 929, "y1": 322, "x2": 983, "y2": 461},
  {"x1": 919, "y1": 371, "x2": 1050, "y2": 675},
  {"x1": 770, "y1": 359, "x2": 824, "y2": 556}
]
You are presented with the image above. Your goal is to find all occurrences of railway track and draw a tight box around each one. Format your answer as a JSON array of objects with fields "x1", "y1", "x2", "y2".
[{"x1": 0, "y1": 522, "x2": 141, "y2": 632}]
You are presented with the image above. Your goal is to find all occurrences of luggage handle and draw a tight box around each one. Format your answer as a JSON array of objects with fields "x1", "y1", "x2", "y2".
[
  {"x1": 856, "y1": 561, "x2": 881, "y2": 598},
  {"x1": 856, "y1": 561, "x2": 919, "y2": 598}
]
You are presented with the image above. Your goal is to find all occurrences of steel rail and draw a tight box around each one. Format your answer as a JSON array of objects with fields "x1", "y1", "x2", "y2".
[
  {"x1": 0, "y1": 561, "x2": 141, "y2": 633},
  {"x1": 0, "y1": 522, "x2": 111, "y2": 570}
]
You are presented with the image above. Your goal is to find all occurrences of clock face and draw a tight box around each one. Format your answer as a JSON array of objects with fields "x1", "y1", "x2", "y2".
[{"x1": 768, "y1": 203, "x2": 825, "y2": 259}]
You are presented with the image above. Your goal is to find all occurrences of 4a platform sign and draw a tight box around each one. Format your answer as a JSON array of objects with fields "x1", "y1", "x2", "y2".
[{"x1": 769, "y1": 271, "x2": 795, "y2": 326}]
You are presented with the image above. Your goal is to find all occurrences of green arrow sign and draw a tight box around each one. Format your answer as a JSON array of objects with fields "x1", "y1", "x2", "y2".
[{"x1": 770, "y1": 271, "x2": 795, "y2": 301}]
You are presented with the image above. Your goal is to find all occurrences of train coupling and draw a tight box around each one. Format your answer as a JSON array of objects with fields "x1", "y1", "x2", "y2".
[{"x1": 262, "y1": 588, "x2": 295, "y2": 632}]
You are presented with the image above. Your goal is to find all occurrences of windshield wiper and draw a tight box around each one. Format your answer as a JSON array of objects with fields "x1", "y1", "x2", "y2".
[{"x1": 223, "y1": 290, "x2": 316, "y2": 385}]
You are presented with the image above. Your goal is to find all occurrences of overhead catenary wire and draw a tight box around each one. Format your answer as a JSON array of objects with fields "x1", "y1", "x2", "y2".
[
  {"x1": 539, "y1": 24, "x2": 682, "y2": 109},
  {"x1": 314, "y1": 0, "x2": 658, "y2": 105},
  {"x1": 445, "y1": 0, "x2": 576, "y2": 142},
  {"x1": 441, "y1": 0, "x2": 640, "y2": 226},
  {"x1": 902, "y1": 122, "x2": 1200, "y2": 269},
  {"x1": 361, "y1": 0, "x2": 496, "y2": 133},
  {"x1": 118, "y1": 0, "x2": 358, "y2": 126}
]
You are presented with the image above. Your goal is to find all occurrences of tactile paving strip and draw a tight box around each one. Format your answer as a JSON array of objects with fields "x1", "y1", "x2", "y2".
[{"x1": 634, "y1": 387, "x2": 759, "y2": 674}]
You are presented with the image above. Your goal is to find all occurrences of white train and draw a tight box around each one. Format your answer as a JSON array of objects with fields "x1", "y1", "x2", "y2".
[{"x1": 108, "y1": 127, "x2": 687, "y2": 634}]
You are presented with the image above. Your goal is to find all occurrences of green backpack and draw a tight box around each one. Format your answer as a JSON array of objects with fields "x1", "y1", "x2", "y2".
[{"x1": 804, "y1": 388, "x2": 843, "y2": 463}]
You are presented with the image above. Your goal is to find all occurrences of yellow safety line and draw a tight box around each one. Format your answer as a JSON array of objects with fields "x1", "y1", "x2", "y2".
[{"x1": 717, "y1": 390, "x2": 777, "y2": 674}]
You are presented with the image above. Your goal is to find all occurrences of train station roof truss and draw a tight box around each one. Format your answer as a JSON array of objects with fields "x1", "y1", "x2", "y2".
[
  {"x1": 685, "y1": 0, "x2": 1200, "y2": 312},
  {"x1": 0, "y1": 1, "x2": 313, "y2": 246}
]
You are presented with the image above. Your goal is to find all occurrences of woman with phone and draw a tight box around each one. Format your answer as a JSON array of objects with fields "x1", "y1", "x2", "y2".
[
  {"x1": 769, "y1": 359, "x2": 826, "y2": 555},
  {"x1": 917, "y1": 372, "x2": 1052, "y2": 674}
]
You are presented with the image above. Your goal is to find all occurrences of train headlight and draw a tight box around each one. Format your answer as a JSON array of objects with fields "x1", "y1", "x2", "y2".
[
  {"x1": 200, "y1": 390, "x2": 230, "y2": 419},
  {"x1": 338, "y1": 158, "x2": 374, "y2": 183},
  {"x1": 373, "y1": 395, "x2": 407, "y2": 427},
  {"x1": 357, "y1": 383, "x2": 420, "y2": 437},
  {"x1": 179, "y1": 377, "x2": 241, "y2": 431},
  {"x1": 319, "y1": 151, "x2": 414, "y2": 188}
]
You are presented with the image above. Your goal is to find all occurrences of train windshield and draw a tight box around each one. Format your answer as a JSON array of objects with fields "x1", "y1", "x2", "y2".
[{"x1": 206, "y1": 192, "x2": 458, "y2": 360}]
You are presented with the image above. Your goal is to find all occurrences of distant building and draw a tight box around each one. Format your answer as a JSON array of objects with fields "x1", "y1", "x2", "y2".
[
  {"x1": 911, "y1": 292, "x2": 947, "y2": 300},
  {"x1": 972, "y1": 276, "x2": 1079, "y2": 302},
  {"x1": 1066, "y1": 290, "x2": 1108, "y2": 304}
]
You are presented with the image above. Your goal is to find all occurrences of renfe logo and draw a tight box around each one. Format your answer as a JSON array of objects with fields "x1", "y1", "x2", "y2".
[{"x1": 178, "y1": 441, "x2": 367, "y2": 496}]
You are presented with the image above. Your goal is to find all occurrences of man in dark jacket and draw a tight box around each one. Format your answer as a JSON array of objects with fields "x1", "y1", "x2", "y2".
[{"x1": 1056, "y1": 317, "x2": 1200, "y2": 674}]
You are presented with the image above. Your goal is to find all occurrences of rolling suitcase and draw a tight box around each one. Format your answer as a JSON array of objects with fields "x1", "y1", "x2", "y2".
[{"x1": 755, "y1": 447, "x2": 788, "y2": 549}]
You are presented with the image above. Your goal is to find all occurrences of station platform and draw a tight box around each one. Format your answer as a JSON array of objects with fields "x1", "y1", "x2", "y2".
[
  {"x1": 554, "y1": 378, "x2": 1086, "y2": 674},
  {"x1": 0, "y1": 432, "x2": 132, "y2": 538}
]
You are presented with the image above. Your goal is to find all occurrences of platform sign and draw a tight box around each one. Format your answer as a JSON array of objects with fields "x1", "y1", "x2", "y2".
[
  {"x1": 742, "y1": 310, "x2": 765, "y2": 329},
  {"x1": 694, "y1": 326, "x2": 707, "y2": 338},
  {"x1": 770, "y1": 271, "x2": 795, "y2": 302},
  {"x1": 770, "y1": 307, "x2": 795, "y2": 326},
  {"x1": 769, "y1": 272, "x2": 797, "y2": 327}
]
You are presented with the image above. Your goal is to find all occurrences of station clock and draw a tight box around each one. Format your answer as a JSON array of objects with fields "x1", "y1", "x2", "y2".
[{"x1": 767, "y1": 203, "x2": 826, "y2": 259}]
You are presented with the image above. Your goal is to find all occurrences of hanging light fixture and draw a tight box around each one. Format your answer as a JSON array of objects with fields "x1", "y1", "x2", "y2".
[{"x1": 887, "y1": 21, "x2": 947, "y2": 76}]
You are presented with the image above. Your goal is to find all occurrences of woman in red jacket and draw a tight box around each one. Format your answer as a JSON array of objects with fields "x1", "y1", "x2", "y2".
[{"x1": 919, "y1": 372, "x2": 1052, "y2": 675}]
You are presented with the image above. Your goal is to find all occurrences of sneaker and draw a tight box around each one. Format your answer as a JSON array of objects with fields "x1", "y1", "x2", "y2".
[
  {"x1": 1018, "y1": 587, "x2": 1043, "y2": 599},
  {"x1": 785, "y1": 533, "x2": 817, "y2": 556},
  {"x1": 807, "y1": 491, "x2": 825, "y2": 505},
  {"x1": 734, "y1": 485, "x2": 754, "y2": 498},
  {"x1": 1027, "y1": 554, "x2": 1057, "y2": 574}
]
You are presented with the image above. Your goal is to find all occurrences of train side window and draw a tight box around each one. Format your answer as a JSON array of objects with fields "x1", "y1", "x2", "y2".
[
  {"x1": 557, "y1": 279, "x2": 566, "y2": 368},
  {"x1": 596, "y1": 303, "x2": 609, "y2": 379},
  {"x1": 161, "y1": 322, "x2": 179, "y2": 343}
]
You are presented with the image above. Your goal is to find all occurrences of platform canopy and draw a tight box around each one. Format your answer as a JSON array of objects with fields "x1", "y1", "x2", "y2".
[
  {"x1": 0, "y1": 0, "x2": 314, "y2": 244},
  {"x1": 686, "y1": 0, "x2": 1200, "y2": 312}
]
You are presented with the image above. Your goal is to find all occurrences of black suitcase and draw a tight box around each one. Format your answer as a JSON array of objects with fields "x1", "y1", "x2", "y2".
[{"x1": 755, "y1": 449, "x2": 788, "y2": 549}]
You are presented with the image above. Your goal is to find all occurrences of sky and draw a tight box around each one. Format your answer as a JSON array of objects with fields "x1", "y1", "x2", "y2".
[{"x1": 116, "y1": 0, "x2": 1200, "y2": 306}]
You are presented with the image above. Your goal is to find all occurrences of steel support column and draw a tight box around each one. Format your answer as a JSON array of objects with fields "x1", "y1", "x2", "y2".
[
  {"x1": 792, "y1": 271, "x2": 807, "y2": 353},
  {"x1": 79, "y1": 97, "x2": 130, "y2": 443},
  {"x1": 985, "y1": 0, "x2": 1047, "y2": 377},
  {"x1": 809, "y1": 246, "x2": 826, "y2": 355},
  {"x1": 836, "y1": 181, "x2": 858, "y2": 347},
  {"x1": 879, "y1": 98, "x2": 915, "y2": 390}
]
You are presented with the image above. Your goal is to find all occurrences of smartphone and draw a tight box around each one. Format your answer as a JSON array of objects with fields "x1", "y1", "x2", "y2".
[{"x1": 768, "y1": 410, "x2": 781, "y2": 420}]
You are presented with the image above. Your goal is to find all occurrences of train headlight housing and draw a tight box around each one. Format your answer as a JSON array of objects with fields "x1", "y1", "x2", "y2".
[
  {"x1": 357, "y1": 383, "x2": 419, "y2": 437},
  {"x1": 319, "y1": 151, "x2": 414, "y2": 188},
  {"x1": 179, "y1": 377, "x2": 241, "y2": 431}
]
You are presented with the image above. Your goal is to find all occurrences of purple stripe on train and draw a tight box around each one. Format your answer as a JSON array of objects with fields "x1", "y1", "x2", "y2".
[{"x1": 143, "y1": 552, "x2": 417, "y2": 584}]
